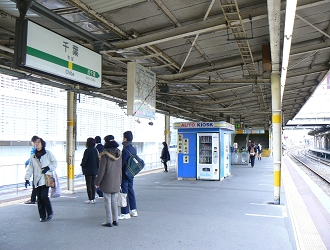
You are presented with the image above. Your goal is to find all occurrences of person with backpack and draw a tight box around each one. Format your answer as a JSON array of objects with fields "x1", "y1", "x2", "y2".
[
  {"x1": 24, "y1": 135, "x2": 39, "y2": 204},
  {"x1": 118, "y1": 131, "x2": 138, "y2": 220},
  {"x1": 248, "y1": 141, "x2": 257, "y2": 168}
]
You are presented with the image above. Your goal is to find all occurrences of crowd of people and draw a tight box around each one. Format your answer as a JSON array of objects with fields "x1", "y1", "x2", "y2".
[{"x1": 24, "y1": 130, "x2": 151, "y2": 227}]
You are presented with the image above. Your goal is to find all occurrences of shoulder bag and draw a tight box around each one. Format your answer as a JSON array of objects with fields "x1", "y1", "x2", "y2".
[{"x1": 35, "y1": 156, "x2": 55, "y2": 188}]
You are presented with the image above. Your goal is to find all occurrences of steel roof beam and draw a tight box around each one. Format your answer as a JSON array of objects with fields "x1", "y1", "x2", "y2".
[
  {"x1": 27, "y1": 1, "x2": 115, "y2": 49},
  {"x1": 111, "y1": 0, "x2": 326, "y2": 50}
]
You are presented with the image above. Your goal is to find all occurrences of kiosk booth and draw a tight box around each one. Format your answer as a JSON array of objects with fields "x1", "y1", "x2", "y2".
[{"x1": 173, "y1": 121, "x2": 235, "y2": 181}]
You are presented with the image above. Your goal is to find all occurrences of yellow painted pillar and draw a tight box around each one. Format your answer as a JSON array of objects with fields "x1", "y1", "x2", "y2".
[
  {"x1": 271, "y1": 72, "x2": 282, "y2": 204},
  {"x1": 66, "y1": 91, "x2": 76, "y2": 192}
]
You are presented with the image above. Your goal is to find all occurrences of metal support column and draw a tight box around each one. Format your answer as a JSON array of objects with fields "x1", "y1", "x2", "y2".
[
  {"x1": 165, "y1": 115, "x2": 170, "y2": 145},
  {"x1": 66, "y1": 91, "x2": 76, "y2": 192},
  {"x1": 271, "y1": 73, "x2": 282, "y2": 204}
]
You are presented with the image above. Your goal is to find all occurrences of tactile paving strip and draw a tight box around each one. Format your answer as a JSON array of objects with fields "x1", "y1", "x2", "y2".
[{"x1": 282, "y1": 160, "x2": 326, "y2": 250}]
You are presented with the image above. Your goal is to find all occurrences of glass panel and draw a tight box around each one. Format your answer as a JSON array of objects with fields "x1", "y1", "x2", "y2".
[{"x1": 199, "y1": 135, "x2": 212, "y2": 164}]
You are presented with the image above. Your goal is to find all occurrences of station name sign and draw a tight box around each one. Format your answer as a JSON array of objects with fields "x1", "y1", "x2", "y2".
[{"x1": 14, "y1": 20, "x2": 102, "y2": 88}]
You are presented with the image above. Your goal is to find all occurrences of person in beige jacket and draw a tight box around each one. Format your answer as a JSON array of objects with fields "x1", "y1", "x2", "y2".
[{"x1": 95, "y1": 135, "x2": 122, "y2": 227}]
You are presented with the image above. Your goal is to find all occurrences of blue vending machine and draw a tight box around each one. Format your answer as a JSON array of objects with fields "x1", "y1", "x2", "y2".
[{"x1": 174, "y1": 122, "x2": 235, "y2": 181}]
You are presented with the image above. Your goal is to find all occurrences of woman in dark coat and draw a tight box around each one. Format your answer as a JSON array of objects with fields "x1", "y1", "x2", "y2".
[
  {"x1": 81, "y1": 137, "x2": 99, "y2": 204},
  {"x1": 160, "y1": 142, "x2": 170, "y2": 172},
  {"x1": 248, "y1": 141, "x2": 258, "y2": 168}
]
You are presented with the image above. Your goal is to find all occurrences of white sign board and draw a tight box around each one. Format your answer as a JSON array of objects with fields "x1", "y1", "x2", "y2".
[
  {"x1": 127, "y1": 62, "x2": 156, "y2": 119},
  {"x1": 25, "y1": 21, "x2": 102, "y2": 88}
]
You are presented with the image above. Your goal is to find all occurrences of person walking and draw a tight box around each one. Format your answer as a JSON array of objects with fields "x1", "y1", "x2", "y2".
[
  {"x1": 24, "y1": 135, "x2": 39, "y2": 204},
  {"x1": 95, "y1": 135, "x2": 122, "y2": 227},
  {"x1": 81, "y1": 137, "x2": 99, "y2": 204},
  {"x1": 257, "y1": 142, "x2": 262, "y2": 160},
  {"x1": 118, "y1": 131, "x2": 138, "y2": 220},
  {"x1": 25, "y1": 138, "x2": 57, "y2": 222},
  {"x1": 95, "y1": 136, "x2": 105, "y2": 198},
  {"x1": 248, "y1": 141, "x2": 257, "y2": 168},
  {"x1": 160, "y1": 142, "x2": 170, "y2": 172}
]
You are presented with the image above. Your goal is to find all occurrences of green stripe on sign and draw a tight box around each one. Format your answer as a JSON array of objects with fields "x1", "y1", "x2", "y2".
[
  {"x1": 26, "y1": 46, "x2": 100, "y2": 78},
  {"x1": 27, "y1": 46, "x2": 67, "y2": 68}
]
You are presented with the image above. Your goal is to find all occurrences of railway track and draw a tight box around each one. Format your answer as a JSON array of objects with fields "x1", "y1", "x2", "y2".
[{"x1": 287, "y1": 147, "x2": 330, "y2": 186}]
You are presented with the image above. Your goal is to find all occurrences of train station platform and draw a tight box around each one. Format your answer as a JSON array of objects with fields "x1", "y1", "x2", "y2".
[{"x1": 0, "y1": 156, "x2": 329, "y2": 250}]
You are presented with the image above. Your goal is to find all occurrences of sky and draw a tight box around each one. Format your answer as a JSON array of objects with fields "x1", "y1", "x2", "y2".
[{"x1": 292, "y1": 71, "x2": 330, "y2": 119}]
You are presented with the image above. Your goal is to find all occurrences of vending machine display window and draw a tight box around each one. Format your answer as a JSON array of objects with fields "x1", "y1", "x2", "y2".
[{"x1": 199, "y1": 136, "x2": 212, "y2": 164}]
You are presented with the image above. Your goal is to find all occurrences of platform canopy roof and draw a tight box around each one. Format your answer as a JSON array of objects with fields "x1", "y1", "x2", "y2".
[{"x1": 0, "y1": 0, "x2": 329, "y2": 129}]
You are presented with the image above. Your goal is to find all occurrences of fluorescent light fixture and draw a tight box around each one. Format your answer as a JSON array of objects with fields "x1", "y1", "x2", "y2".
[{"x1": 280, "y1": 0, "x2": 298, "y2": 100}]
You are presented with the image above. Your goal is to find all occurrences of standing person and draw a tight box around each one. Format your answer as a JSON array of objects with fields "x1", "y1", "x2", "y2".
[
  {"x1": 95, "y1": 135, "x2": 122, "y2": 227},
  {"x1": 95, "y1": 136, "x2": 105, "y2": 198},
  {"x1": 248, "y1": 141, "x2": 257, "y2": 168},
  {"x1": 247, "y1": 140, "x2": 252, "y2": 164},
  {"x1": 160, "y1": 142, "x2": 170, "y2": 172},
  {"x1": 24, "y1": 135, "x2": 39, "y2": 204},
  {"x1": 118, "y1": 131, "x2": 138, "y2": 220},
  {"x1": 257, "y1": 142, "x2": 262, "y2": 160},
  {"x1": 25, "y1": 138, "x2": 57, "y2": 222},
  {"x1": 81, "y1": 137, "x2": 99, "y2": 204},
  {"x1": 95, "y1": 136, "x2": 104, "y2": 153},
  {"x1": 282, "y1": 143, "x2": 287, "y2": 156}
]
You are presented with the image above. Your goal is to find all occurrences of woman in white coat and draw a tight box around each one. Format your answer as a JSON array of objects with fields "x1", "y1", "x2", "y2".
[{"x1": 25, "y1": 138, "x2": 57, "y2": 222}]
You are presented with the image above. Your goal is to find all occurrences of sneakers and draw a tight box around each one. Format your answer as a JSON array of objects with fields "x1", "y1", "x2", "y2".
[
  {"x1": 24, "y1": 200, "x2": 36, "y2": 204},
  {"x1": 118, "y1": 214, "x2": 131, "y2": 220},
  {"x1": 130, "y1": 209, "x2": 138, "y2": 217},
  {"x1": 84, "y1": 200, "x2": 95, "y2": 204}
]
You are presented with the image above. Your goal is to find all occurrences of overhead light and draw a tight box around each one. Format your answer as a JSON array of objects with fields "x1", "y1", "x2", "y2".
[{"x1": 281, "y1": 0, "x2": 297, "y2": 100}]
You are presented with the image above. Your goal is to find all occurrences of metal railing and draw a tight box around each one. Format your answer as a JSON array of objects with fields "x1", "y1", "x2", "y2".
[{"x1": 0, "y1": 151, "x2": 177, "y2": 194}]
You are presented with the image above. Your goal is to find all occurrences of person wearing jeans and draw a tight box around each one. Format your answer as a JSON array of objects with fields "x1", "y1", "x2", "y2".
[
  {"x1": 119, "y1": 131, "x2": 138, "y2": 219},
  {"x1": 24, "y1": 135, "x2": 39, "y2": 204}
]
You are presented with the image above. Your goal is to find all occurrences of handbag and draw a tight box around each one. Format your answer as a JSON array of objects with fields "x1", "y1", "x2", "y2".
[
  {"x1": 117, "y1": 191, "x2": 127, "y2": 207},
  {"x1": 45, "y1": 174, "x2": 55, "y2": 188},
  {"x1": 35, "y1": 155, "x2": 55, "y2": 187},
  {"x1": 50, "y1": 171, "x2": 61, "y2": 197}
]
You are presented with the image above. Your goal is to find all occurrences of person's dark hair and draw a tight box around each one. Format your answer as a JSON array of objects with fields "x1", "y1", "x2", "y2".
[
  {"x1": 86, "y1": 138, "x2": 96, "y2": 148},
  {"x1": 31, "y1": 135, "x2": 39, "y2": 142},
  {"x1": 104, "y1": 140, "x2": 119, "y2": 148},
  {"x1": 104, "y1": 135, "x2": 114, "y2": 143},
  {"x1": 123, "y1": 131, "x2": 133, "y2": 141},
  {"x1": 95, "y1": 136, "x2": 101, "y2": 143},
  {"x1": 37, "y1": 138, "x2": 46, "y2": 148},
  {"x1": 162, "y1": 142, "x2": 168, "y2": 148}
]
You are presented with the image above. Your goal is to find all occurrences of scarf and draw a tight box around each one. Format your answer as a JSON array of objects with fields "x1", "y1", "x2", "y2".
[{"x1": 35, "y1": 148, "x2": 46, "y2": 159}]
